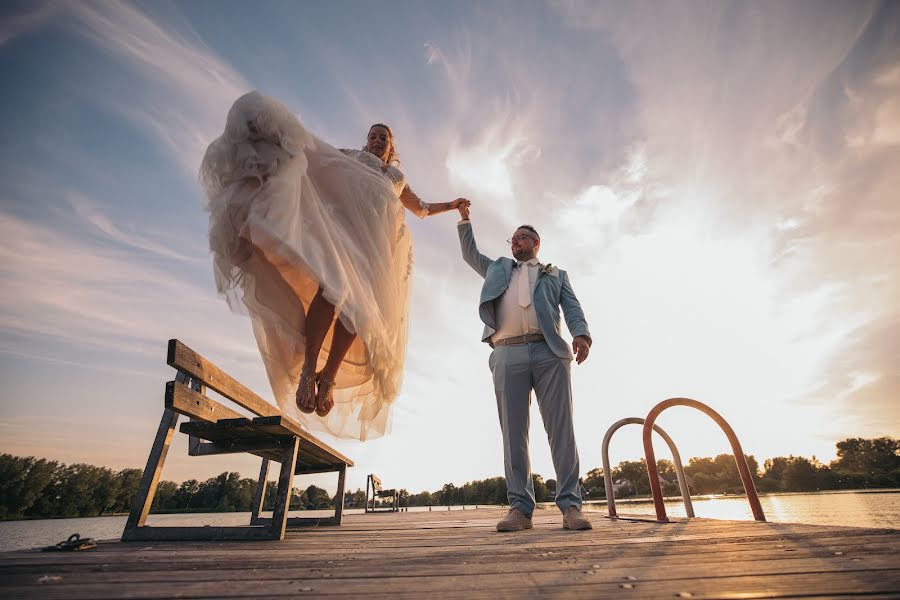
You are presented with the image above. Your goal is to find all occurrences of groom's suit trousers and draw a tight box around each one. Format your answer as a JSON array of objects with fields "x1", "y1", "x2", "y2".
[{"x1": 490, "y1": 340, "x2": 582, "y2": 515}]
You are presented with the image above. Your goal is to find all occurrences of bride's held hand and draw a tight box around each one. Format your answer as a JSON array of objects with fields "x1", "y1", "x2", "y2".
[{"x1": 451, "y1": 198, "x2": 471, "y2": 219}]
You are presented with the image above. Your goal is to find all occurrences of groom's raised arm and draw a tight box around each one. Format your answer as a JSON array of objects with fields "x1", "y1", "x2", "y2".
[{"x1": 457, "y1": 217, "x2": 492, "y2": 279}]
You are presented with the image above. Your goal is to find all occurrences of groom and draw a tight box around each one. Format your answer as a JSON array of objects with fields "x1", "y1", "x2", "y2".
[{"x1": 456, "y1": 205, "x2": 593, "y2": 531}]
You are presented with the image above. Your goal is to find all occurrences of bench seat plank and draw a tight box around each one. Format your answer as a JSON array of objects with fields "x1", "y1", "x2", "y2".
[
  {"x1": 178, "y1": 419, "x2": 290, "y2": 462},
  {"x1": 184, "y1": 441, "x2": 292, "y2": 463},
  {"x1": 247, "y1": 417, "x2": 353, "y2": 467},
  {"x1": 179, "y1": 418, "x2": 286, "y2": 442},
  {"x1": 179, "y1": 417, "x2": 351, "y2": 471}
]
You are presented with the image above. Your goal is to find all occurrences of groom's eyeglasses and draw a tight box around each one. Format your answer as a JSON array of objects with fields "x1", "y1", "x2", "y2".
[{"x1": 507, "y1": 235, "x2": 536, "y2": 244}]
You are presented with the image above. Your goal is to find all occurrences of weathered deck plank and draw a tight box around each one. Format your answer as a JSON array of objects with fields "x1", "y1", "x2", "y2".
[{"x1": 2, "y1": 508, "x2": 898, "y2": 599}]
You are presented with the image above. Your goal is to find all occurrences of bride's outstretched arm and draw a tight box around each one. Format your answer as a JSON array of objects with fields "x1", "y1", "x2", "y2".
[{"x1": 399, "y1": 185, "x2": 469, "y2": 219}]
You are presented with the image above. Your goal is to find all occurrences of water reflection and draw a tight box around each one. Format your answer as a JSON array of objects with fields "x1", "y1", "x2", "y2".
[{"x1": 588, "y1": 490, "x2": 899, "y2": 529}]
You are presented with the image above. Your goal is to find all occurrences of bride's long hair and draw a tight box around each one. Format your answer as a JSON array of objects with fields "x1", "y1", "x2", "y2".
[{"x1": 365, "y1": 123, "x2": 400, "y2": 166}]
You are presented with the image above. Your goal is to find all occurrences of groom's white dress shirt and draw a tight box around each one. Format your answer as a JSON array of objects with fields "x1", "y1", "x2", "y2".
[{"x1": 492, "y1": 257, "x2": 542, "y2": 344}]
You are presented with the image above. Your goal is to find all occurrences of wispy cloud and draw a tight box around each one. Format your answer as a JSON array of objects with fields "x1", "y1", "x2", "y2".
[
  {"x1": 0, "y1": 207, "x2": 254, "y2": 362},
  {"x1": 0, "y1": 2, "x2": 59, "y2": 46},
  {"x1": 67, "y1": 193, "x2": 204, "y2": 264},
  {"x1": 55, "y1": 1, "x2": 250, "y2": 178}
]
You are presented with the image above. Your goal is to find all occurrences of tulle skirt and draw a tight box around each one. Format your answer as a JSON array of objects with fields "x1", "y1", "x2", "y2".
[{"x1": 199, "y1": 91, "x2": 412, "y2": 441}]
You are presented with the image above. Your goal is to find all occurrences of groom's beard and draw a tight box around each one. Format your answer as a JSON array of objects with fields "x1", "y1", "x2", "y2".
[{"x1": 512, "y1": 248, "x2": 535, "y2": 261}]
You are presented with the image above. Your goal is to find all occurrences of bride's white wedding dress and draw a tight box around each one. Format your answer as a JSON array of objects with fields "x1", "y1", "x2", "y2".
[{"x1": 199, "y1": 91, "x2": 412, "y2": 441}]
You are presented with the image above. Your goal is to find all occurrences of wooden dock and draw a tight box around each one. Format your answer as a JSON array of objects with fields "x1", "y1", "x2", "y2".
[{"x1": 2, "y1": 508, "x2": 898, "y2": 598}]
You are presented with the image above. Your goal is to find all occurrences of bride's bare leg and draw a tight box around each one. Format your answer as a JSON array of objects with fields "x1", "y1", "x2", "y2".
[
  {"x1": 298, "y1": 287, "x2": 336, "y2": 412},
  {"x1": 316, "y1": 318, "x2": 355, "y2": 416}
]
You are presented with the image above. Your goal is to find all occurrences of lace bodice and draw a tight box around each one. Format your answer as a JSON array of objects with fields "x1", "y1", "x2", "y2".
[{"x1": 342, "y1": 149, "x2": 407, "y2": 196}]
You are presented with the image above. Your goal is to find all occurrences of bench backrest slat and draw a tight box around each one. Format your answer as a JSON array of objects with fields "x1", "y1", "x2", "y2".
[
  {"x1": 370, "y1": 474, "x2": 382, "y2": 492},
  {"x1": 168, "y1": 339, "x2": 280, "y2": 418},
  {"x1": 166, "y1": 380, "x2": 245, "y2": 423}
]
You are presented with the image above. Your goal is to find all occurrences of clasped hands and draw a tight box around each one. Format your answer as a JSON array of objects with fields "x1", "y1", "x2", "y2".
[{"x1": 455, "y1": 198, "x2": 471, "y2": 219}]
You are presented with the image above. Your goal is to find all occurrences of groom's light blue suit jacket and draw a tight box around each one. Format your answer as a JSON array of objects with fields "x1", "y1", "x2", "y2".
[{"x1": 458, "y1": 221, "x2": 591, "y2": 360}]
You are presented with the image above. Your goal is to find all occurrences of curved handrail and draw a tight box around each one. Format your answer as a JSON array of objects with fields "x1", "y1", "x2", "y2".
[
  {"x1": 602, "y1": 418, "x2": 694, "y2": 518},
  {"x1": 643, "y1": 398, "x2": 765, "y2": 522}
]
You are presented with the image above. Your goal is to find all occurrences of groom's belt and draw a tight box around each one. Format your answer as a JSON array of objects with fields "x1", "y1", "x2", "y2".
[{"x1": 494, "y1": 333, "x2": 544, "y2": 346}]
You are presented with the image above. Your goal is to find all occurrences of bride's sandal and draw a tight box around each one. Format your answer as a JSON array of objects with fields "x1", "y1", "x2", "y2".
[
  {"x1": 315, "y1": 372, "x2": 335, "y2": 417},
  {"x1": 295, "y1": 371, "x2": 317, "y2": 414}
]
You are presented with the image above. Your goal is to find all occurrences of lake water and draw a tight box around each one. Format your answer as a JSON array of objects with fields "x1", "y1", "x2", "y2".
[
  {"x1": 585, "y1": 489, "x2": 900, "y2": 528},
  {"x1": 1, "y1": 490, "x2": 896, "y2": 553}
]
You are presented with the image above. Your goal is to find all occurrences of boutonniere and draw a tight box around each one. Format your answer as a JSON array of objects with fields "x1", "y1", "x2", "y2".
[{"x1": 539, "y1": 263, "x2": 558, "y2": 276}]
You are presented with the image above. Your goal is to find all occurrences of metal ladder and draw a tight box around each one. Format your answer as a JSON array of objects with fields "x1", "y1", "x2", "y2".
[{"x1": 602, "y1": 397, "x2": 765, "y2": 522}]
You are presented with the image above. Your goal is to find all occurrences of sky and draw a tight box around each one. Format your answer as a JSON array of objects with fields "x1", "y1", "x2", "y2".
[{"x1": 1, "y1": 0, "x2": 898, "y2": 500}]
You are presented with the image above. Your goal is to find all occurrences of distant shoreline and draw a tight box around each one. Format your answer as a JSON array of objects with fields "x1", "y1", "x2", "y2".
[{"x1": 3, "y1": 488, "x2": 896, "y2": 522}]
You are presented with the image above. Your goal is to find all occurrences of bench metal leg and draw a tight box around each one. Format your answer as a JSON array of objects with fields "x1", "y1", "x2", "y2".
[
  {"x1": 334, "y1": 464, "x2": 347, "y2": 524},
  {"x1": 269, "y1": 437, "x2": 299, "y2": 540},
  {"x1": 252, "y1": 462, "x2": 348, "y2": 529},
  {"x1": 123, "y1": 435, "x2": 302, "y2": 542},
  {"x1": 123, "y1": 394, "x2": 303, "y2": 541},
  {"x1": 122, "y1": 407, "x2": 179, "y2": 539},
  {"x1": 250, "y1": 458, "x2": 270, "y2": 526}
]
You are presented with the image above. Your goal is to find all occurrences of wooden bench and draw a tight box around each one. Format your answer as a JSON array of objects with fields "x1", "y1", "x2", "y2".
[
  {"x1": 365, "y1": 474, "x2": 399, "y2": 513},
  {"x1": 121, "y1": 339, "x2": 354, "y2": 541}
]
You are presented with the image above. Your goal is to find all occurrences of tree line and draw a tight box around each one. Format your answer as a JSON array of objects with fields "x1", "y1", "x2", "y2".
[
  {"x1": 1, "y1": 437, "x2": 896, "y2": 520},
  {"x1": 394, "y1": 437, "x2": 899, "y2": 506},
  {"x1": 580, "y1": 436, "x2": 898, "y2": 499},
  {"x1": 0, "y1": 458, "x2": 344, "y2": 521}
]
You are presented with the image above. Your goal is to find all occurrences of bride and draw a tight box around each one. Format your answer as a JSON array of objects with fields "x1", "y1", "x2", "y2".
[{"x1": 200, "y1": 91, "x2": 469, "y2": 440}]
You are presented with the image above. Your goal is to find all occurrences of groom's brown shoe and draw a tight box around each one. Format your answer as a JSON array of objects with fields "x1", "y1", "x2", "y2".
[
  {"x1": 562, "y1": 506, "x2": 593, "y2": 530},
  {"x1": 496, "y1": 508, "x2": 533, "y2": 532}
]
